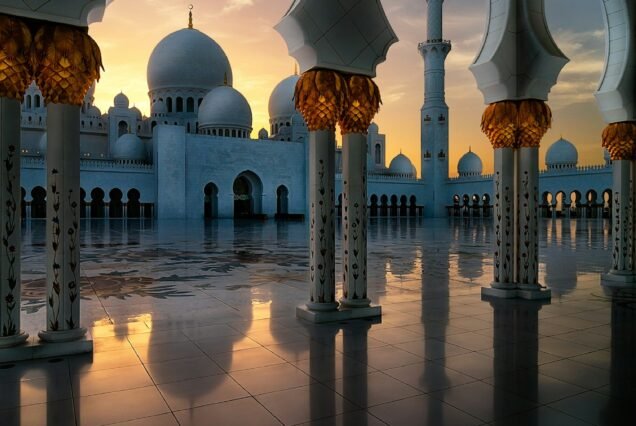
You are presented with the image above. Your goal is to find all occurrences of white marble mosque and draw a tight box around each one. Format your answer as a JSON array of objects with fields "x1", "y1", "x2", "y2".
[
  {"x1": 1, "y1": 0, "x2": 636, "y2": 425},
  {"x1": 15, "y1": 1, "x2": 614, "y2": 223}
]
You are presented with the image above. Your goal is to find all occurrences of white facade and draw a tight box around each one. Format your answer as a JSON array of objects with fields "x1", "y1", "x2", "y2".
[{"x1": 17, "y1": 9, "x2": 613, "y2": 221}]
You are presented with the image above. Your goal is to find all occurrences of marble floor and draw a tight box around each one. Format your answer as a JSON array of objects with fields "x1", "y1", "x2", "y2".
[{"x1": 1, "y1": 217, "x2": 634, "y2": 425}]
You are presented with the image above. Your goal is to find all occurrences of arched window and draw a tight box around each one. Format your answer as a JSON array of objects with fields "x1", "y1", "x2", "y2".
[
  {"x1": 375, "y1": 144, "x2": 381, "y2": 164},
  {"x1": 176, "y1": 97, "x2": 183, "y2": 112},
  {"x1": 225, "y1": 129, "x2": 230, "y2": 137},
  {"x1": 187, "y1": 97, "x2": 194, "y2": 112},
  {"x1": 232, "y1": 129, "x2": 236, "y2": 138},
  {"x1": 118, "y1": 120, "x2": 128, "y2": 137},
  {"x1": 34, "y1": 95, "x2": 41, "y2": 108},
  {"x1": 26, "y1": 95, "x2": 32, "y2": 109},
  {"x1": 166, "y1": 97, "x2": 173, "y2": 113}
]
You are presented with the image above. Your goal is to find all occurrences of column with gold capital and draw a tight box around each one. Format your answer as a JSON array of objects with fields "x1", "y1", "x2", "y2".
[
  {"x1": 295, "y1": 70, "x2": 346, "y2": 313},
  {"x1": 33, "y1": 24, "x2": 102, "y2": 342},
  {"x1": 471, "y1": 0, "x2": 567, "y2": 300},
  {"x1": 0, "y1": 15, "x2": 31, "y2": 348},
  {"x1": 339, "y1": 75, "x2": 380, "y2": 308}
]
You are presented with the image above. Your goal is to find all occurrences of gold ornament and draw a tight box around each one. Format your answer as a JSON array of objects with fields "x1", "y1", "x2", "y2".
[
  {"x1": 481, "y1": 100, "x2": 552, "y2": 149},
  {"x1": 481, "y1": 101, "x2": 518, "y2": 149},
  {"x1": 0, "y1": 15, "x2": 32, "y2": 101},
  {"x1": 31, "y1": 24, "x2": 102, "y2": 106},
  {"x1": 602, "y1": 121, "x2": 636, "y2": 161},
  {"x1": 294, "y1": 69, "x2": 348, "y2": 131},
  {"x1": 339, "y1": 74, "x2": 381, "y2": 134},
  {"x1": 517, "y1": 100, "x2": 551, "y2": 148}
]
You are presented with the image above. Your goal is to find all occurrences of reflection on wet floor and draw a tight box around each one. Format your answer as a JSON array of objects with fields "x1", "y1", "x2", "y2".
[{"x1": 1, "y1": 218, "x2": 632, "y2": 425}]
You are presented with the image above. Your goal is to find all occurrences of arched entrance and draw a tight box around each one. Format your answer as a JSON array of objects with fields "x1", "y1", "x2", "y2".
[
  {"x1": 204, "y1": 183, "x2": 218, "y2": 219},
  {"x1": 233, "y1": 171, "x2": 262, "y2": 218},
  {"x1": 276, "y1": 185, "x2": 289, "y2": 217}
]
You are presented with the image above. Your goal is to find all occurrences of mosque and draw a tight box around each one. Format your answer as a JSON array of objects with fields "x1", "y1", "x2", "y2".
[{"x1": 17, "y1": 10, "x2": 612, "y2": 221}]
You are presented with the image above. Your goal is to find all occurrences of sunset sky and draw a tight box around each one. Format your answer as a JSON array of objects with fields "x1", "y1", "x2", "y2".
[{"x1": 88, "y1": 0, "x2": 607, "y2": 176}]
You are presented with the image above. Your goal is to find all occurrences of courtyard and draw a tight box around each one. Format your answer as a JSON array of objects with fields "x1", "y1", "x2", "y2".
[{"x1": 0, "y1": 218, "x2": 632, "y2": 425}]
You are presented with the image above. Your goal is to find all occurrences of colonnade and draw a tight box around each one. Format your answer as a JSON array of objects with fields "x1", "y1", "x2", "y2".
[{"x1": 0, "y1": 14, "x2": 101, "y2": 349}]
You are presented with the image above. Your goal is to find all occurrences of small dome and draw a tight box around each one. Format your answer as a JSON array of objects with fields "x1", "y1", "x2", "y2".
[
  {"x1": 198, "y1": 86, "x2": 252, "y2": 132},
  {"x1": 269, "y1": 75, "x2": 299, "y2": 121},
  {"x1": 546, "y1": 138, "x2": 578, "y2": 169},
  {"x1": 147, "y1": 28, "x2": 232, "y2": 92},
  {"x1": 389, "y1": 153, "x2": 416, "y2": 177},
  {"x1": 457, "y1": 149, "x2": 483, "y2": 177},
  {"x1": 111, "y1": 134, "x2": 146, "y2": 161},
  {"x1": 114, "y1": 92, "x2": 129, "y2": 109},
  {"x1": 258, "y1": 128, "x2": 269, "y2": 139},
  {"x1": 87, "y1": 105, "x2": 102, "y2": 117},
  {"x1": 368, "y1": 122, "x2": 379, "y2": 133},
  {"x1": 131, "y1": 106, "x2": 142, "y2": 120}
]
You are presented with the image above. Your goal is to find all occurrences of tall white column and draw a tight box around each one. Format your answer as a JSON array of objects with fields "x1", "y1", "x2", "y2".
[
  {"x1": 490, "y1": 148, "x2": 515, "y2": 291},
  {"x1": 517, "y1": 147, "x2": 539, "y2": 287},
  {"x1": 609, "y1": 160, "x2": 633, "y2": 276},
  {"x1": 340, "y1": 133, "x2": 369, "y2": 308},
  {"x1": 306, "y1": 130, "x2": 338, "y2": 311},
  {"x1": 0, "y1": 97, "x2": 28, "y2": 348},
  {"x1": 39, "y1": 103, "x2": 85, "y2": 342}
]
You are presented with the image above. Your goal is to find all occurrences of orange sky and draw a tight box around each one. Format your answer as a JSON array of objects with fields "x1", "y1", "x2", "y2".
[{"x1": 88, "y1": 0, "x2": 607, "y2": 176}]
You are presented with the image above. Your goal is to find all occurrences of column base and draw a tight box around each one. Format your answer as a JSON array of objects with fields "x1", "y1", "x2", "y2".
[
  {"x1": 38, "y1": 327, "x2": 87, "y2": 343},
  {"x1": 0, "y1": 331, "x2": 29, "y2": 349},
  {"x1": 0, "y1": 329, "x2": 92, "y2": 363},
  {"x1": 601, "y1": 271, "x2": 636, "y2": 287},
  {"x1": 296, "y1": 304, "x2": 381, "y2": 323},
  {"x1": 339, "y1": 297, "x2": 371, "y2": 308},
  {"x1": 482, "y1": 285, "x2": 551, "y2": 301},
  {"x1": 305, "y1": 302, "x2": 339, "y2": 312}
]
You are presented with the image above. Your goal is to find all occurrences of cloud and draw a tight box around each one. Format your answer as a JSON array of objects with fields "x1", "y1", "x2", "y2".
[{"x1": 222, "y1": 0, "x2": 254, "y2": 14}]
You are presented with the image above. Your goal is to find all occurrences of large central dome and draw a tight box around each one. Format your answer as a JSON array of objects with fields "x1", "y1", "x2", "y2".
[{"x1": 147, "y1": 28, "x2": 233, "y2": 92}]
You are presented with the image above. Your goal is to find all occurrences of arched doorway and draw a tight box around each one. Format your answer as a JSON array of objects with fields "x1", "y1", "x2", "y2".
[
  {"x1": 91, "y1": 188, "x2": 105, "y2": 218},
  {"x1": 31, "y1": 186, "x2": 46, "y2": 218},
  {"x1": 233, "y1": 171, "x2": 262, "y2": 218},
  {"x1": 276, "y1": 185, "x2": 289, "y2": 217},
  {"x1": 109, "y1": 188, "x2": 123, "y2": 218},
  {"x1": 127, "y1": 189, "x2": 141, "y2": 218},
  {"x1": 204, "y1": 183, "x2": 218, "y2": 219}
]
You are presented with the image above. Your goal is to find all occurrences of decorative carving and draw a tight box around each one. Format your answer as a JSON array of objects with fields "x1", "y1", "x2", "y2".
[
  {"x1": 0, "y1": 14, "x2": 32, "y2": 101},
  {"x1": 339, "y1": 75, "x2": 381, "y2": 135},
  {"x1": 481, "y1": 100, "x2": 552, "y2": 149},
  {"x1": 2, "y1": 144, "x2": 18, "y2": 337},
  {"x1": 31, "y1": 23, "x2": 102, "y2": 106},
  {"x1": 294, "y1": 69, "x2": 347, "y2": 131},
  {"x1": 602, "y1": 122, "x2": 636, "y2": 161}
]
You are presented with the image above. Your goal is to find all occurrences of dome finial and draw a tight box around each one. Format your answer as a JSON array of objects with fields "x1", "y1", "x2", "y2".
[
  {"x1": 188, "y1": 4, "x2": 194, "y2": 29},
  {"x1": 469, "y1": 145, "x2": 472, "y2": 152}
]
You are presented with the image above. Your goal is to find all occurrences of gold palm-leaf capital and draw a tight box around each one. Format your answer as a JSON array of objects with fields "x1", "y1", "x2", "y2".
[
  {"x1": 602, "y1": 122, "x2": 636, "y2": 161},
  {"x1": 481, "y1": 101, "x2": 518, "y2": 149},
  {"x1": 517, "y1": 100, "x2": 552, "y2": 148},
  {"x1": 339, "y1": 74, "x2": 381, "y2": 135},
  {"x1": 294, "y1": 69, "x2": 348, "y2": 132},
  {"x1": 0, "y1": 14, "x2": 32, "y2": 101},
  {"x1": 31, "y1": 24, "x2": 102, "y2": 106}
]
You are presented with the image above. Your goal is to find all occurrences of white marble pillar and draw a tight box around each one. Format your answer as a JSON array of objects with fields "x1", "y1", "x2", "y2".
[
  {"x1": 609, "y1": 160, "x2": 634, "y2": 276},
  {"x1": 517, "y1": 147, "x2": 539, "y2": 287},
  {"x1": 0, "y1": 97, "x2": 28, "y2": 348},
  {"x1": 489, "y1": 148, "x2": 516, "y2": 292},
  {"x1": 306, "y1": 130, "x2": 338, "y2": 311},
  {"x1": 39, "y1": 103, "x2": 86, "y2": 342},
  {"x1": 340, "y1": 133, "x2": 369, "y2": 308}
]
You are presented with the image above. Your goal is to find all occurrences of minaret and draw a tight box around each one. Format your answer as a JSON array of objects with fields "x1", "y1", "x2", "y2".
[{"x1": 419, "y1": 0, "x2": 451, "y2": 218}]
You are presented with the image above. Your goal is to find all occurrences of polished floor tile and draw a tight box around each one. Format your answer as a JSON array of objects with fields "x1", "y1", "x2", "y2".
[
  {"x1": 256, "y1": 383, "x2": 358, "y2": 425},
  {"x1": 174, "y1": 397, "x2": 282, "y2": 426},
  {"x1": 157, "y1": 374, "x2": 249, "y2": 411},
  {"x1": 4, "y1": 218, "x2": 633, "y2": 426}
]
